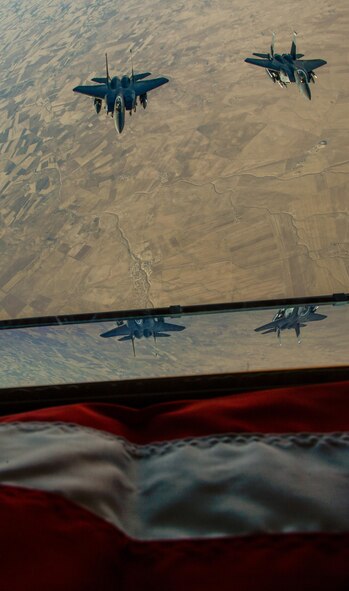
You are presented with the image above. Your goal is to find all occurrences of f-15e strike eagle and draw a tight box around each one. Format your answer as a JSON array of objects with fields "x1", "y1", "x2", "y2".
[
  {"x1": 245, "y1": 32, "x2": 326, "y2": 100},
  {"x1": 73, "y1": 51, "x2": 169, "y2": 133},
  {"x1": 255, "y1": 305, "x2": 327, "y2": 343},
  {"x1": 100, "y1": 317, "x2": 186, "y2": 355}
]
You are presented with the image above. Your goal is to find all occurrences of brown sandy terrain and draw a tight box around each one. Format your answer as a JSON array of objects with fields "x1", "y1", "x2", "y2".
[{"x1": 0, "y1": 0, "x2": 348, "y2": 319}]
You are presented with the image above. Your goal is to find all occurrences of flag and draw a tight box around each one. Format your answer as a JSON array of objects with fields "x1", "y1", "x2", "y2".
[{"x1": 0, "y1": 381, "x2": 348, "y2": 590}]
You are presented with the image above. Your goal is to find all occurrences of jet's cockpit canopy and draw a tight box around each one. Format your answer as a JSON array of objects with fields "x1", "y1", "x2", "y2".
[
  {"x1": 284, "y1": 307, "x2": 295, "y2": 318},
  {"x1": 298, "y1": 306, "x2": 312, "y2": 317},
  {"x1": 273, "y1": 308, "x2": 287, "y2": 321},
  {"x1": 296, "y1": 68, "x2": 307, "y2": 83},
  {"x1": 114, "y1": 95, "x2": 124, "y2": 113}
]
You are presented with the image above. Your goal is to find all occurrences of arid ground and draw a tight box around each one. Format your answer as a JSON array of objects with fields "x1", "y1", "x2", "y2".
[{"x1": 0, "y1": 0, "x2": 348, "y2": 319}]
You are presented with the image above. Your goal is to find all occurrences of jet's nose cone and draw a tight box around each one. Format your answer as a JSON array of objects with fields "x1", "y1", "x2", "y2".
[
  {"x1": 100, "y1": 328, "x2": 119, "y2": 338},
  {"x1": 299, "y1": 82, "x2": 311, "y2": 100},
  {"x1": 302, "y1": 80, "x2": 312, "y2": 100},
  {"x1": 114, "y1": 112, "x2": 124, "y2": 134}
]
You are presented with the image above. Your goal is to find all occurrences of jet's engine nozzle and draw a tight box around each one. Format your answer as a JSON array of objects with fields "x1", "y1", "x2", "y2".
[
  {"x1": 110, "y1": 76, "x2": 120, "y2": 90},
  {"x1": 140, "y1": 93, "x2": 148, "y2": 108},
  {"x1": 294, "y1": 68, "x2": 311, "y2": 100},
  {"x1": 94, "y1": 98, "x2": 102, "y2": 114},
  {"x1": 121, "y1": 75, "x2": 131, "y2": 88},
  {"x1": 114, "y1": 94, "x2": 125, "y2": 134},
  {"x1": 134, "y1": 330, "x2": 142, "y2": 339},
  {"x1": 143, "y1": 329, "x2": 152, "y2": 338}
]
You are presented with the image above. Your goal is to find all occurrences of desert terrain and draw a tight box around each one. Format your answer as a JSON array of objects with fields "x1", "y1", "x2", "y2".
[{"x1": 0, "y1": 0, "x2": 348, "y2": 320}]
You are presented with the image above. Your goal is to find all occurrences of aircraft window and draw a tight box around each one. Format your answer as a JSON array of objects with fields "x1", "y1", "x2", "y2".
[{"x1": 0, "y1": 296, "x2": 347, "y2": 390}]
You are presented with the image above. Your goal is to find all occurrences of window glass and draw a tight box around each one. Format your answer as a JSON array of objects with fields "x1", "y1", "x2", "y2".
[{"x1": 1, "y1": 300, "x2": 347, "y2": 388}]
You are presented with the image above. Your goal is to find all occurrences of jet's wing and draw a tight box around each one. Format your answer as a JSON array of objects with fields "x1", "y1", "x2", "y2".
[
  {"x1": 296, "y1": 59, "x2": 327, "y2": 71},
  {"x1": 260, "y1": 328, "x2": 277, "y2": 335},
  {"x1": 73, "y1": 84, "x2": 107, "y2": 99},
  {"x1": 158, "y1": 322, "x2": 186, "y2": 332},
  {"x1": 308, "y1": 312, "x2": 327, "y2": 321},
  {"x1": 134, "y1": 77, "x2": 169, "y2": 96},
  {"x1": 255, "y1": 321, "x2": 277, "y2": 333},
  {"x1": 100, "y1": 325, "x2": 130, "y2": 338},
  {"x1": 91, "y1": 73, "x2": 151, "y2": 83},
  {"x1": 244, "y1": 58, "x2": 281, "y2": 71}
]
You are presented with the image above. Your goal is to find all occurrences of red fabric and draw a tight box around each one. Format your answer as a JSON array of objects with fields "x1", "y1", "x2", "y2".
[
  {"x1": 1, "y1": 380, "x2": 348, "y2": 442},
  {"x1": 1, "y1": 382, "x2": 349, "y2": 589},
  {"x1": 125, "y1": 533, "x2": 349, "y2": 591},
  {"x1": 1, "y1": 485, "x2": 348, "y2": 591},
  {"x1": 0, "y1": 485, "x2": 121, "y2": 591}
]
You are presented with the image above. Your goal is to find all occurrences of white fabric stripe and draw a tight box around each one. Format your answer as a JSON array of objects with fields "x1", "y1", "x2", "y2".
[{"x1": 0, "y1": 422, "x2": 348, "y2": 540}]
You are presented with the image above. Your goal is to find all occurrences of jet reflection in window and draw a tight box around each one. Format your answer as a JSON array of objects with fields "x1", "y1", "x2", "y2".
[
  {"x1": 255, "y1": 305, "x2": 327, "y2": 344},
  {"x1": 100, "y1": 317, "x2": 185, "y2": 356}
]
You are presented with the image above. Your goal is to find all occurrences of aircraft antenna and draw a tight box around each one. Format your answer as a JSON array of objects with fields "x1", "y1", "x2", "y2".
[{"x1": 105, "y1": 52, "x2": 110, "y2": 87}]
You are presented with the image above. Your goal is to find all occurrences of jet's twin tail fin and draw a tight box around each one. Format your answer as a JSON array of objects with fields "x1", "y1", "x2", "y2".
[
  {"x1": 270, "y1": 32, "x2": 275, "y2": 57},
  {"x1": 251, "y1": 32, "x2": 275, "y2": 61},
  {"x1": 252, "y1": 32, "x2": 304, "y2": 62},
  {"x1": 290, "y1": 31, "x2": 297, "y2": 59},
  {"x1": 130, "y1": 48, "x2": 135, "y2": 83},
  {"x1": 105, "y1": 53, "x2": 111, "y2": 88}
]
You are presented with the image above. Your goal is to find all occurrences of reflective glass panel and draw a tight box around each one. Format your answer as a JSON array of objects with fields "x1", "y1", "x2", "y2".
[{"x1": 1, "y1": 300, "x2": 347, "y2": 389}]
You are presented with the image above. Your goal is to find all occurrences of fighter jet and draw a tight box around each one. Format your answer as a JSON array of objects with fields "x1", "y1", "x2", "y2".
[
  {"x1": 245, "y1": 32, "x2": 326, "y2": 100},
  {"x1": 255, "y1": 305, "x2": 327, "y2": 343},
  {"x1": 100, "y1": 317, "x2": 186, "y2": 355},
  {"x1": 73, "y1": 51, "x2": 169, "y2": 133}
]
